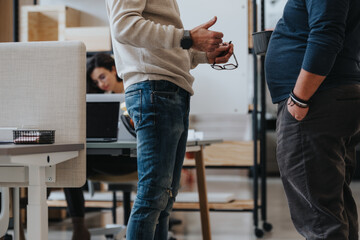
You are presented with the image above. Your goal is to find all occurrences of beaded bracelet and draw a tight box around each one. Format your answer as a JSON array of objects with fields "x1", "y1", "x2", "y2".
[{"x1": 289, "y1": 90, "x2": 310, "y2": 108}]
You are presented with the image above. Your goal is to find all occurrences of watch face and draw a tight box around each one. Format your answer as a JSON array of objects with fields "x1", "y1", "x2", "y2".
[
  {"x1": 181, "y1": 38, "x2": 192, "y2": 49},
  {"x1": 181, "y1": 31, "x2": 193, "y2": 49}
]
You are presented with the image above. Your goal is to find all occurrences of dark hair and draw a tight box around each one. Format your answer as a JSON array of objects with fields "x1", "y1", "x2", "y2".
[{"x1": 86, "y1": 53, "x2": 122, "y2": 93}]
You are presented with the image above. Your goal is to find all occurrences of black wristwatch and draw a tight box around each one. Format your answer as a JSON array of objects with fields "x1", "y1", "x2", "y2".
[{"x1": 180, "y1": 30, "x2": 193, "y2": 49}]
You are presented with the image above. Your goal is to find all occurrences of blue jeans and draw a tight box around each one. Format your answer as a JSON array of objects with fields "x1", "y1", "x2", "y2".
[{"x1": 125, "y1": 80, "x2": 190, "y2": 240}]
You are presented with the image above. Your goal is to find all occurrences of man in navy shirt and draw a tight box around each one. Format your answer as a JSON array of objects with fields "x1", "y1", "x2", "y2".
[{"x1": 265, "y1": 0, "x2": 360, "y2": 239}]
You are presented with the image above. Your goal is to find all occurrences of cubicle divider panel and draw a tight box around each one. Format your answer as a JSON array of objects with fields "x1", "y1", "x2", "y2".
[{"x1": 0, "y1": 41, "x2": 86, "y2": 188}]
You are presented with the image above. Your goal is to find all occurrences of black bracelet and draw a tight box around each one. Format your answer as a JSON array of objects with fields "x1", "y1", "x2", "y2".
[{"x1": 289, "y1": 90, "x2": 310, "y2": 108}]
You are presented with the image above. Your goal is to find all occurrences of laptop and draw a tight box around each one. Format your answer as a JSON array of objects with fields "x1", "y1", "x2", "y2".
[{"x1": 86, "y1": 94, "x2": 122, "y2": 142}]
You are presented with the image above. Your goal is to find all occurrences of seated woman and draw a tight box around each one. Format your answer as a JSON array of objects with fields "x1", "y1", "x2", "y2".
[
  {"x1": 64, "y1": 53, "x2": 136, "y2": 240},
  {"x1": 86, "y1": 52, "x2": 124, "y2": 94}
]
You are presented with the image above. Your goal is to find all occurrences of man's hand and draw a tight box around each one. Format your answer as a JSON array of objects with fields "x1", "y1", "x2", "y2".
[
  {"x1": 287, "y1": 98, "x2": 309, "y2": 121},
  {"x1": 207, "y1": 42, "x2": 234, "y2": 64},
  {"x1": 190, "y1": 17, "x2": 224, "y2": 52}
]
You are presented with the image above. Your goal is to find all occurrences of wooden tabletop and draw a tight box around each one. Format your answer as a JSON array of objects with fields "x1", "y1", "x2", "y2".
[{"x1": 86, "y1": 139, "x2": 222, "y2": 149}]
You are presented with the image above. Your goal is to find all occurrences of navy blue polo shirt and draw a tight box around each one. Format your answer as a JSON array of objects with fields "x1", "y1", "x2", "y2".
[{"x1": 265, "y1": 0, "x2": 360, "y2": 103}]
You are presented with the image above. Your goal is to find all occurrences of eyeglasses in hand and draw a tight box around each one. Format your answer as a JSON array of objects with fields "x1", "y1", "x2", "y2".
[
  {"x1": 211, "y1": 52, "x2": 238, "y2": 70},
  {"x1": 211, "y1": 41, "x2": 238, "y2": 70}
]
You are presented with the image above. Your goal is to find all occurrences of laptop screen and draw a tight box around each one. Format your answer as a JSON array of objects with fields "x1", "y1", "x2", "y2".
[{"x1": 86, "y1": 94, "x2": 122, "y2": 142}]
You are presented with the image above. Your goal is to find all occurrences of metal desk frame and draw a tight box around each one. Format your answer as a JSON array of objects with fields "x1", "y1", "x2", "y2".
[
  {"x1": 87, "y1": 139, "x2": 222, "y2": 240},
  {"x1": 0, "y1": 143, "x2": 84, "y2": 240}
]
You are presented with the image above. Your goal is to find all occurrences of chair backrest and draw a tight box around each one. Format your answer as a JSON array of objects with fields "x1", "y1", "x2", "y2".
[{"x1": 0, "y1": 41, "x2": 86, "y2": 187}]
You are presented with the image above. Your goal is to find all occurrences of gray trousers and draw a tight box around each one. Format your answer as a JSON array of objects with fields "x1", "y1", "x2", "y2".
[{"x1": 276, "y1": 84, "x2": 360, "y2": 240}]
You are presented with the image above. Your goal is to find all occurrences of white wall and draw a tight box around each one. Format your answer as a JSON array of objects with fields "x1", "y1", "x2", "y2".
[
  {"x1": 178, "y1": 0, "x2": 250, "y2": 115},
  {"x1": 265, "y1": 0, "x2": 287, "y2": 29}
]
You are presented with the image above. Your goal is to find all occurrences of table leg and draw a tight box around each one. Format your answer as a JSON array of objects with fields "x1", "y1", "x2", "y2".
[
  {"x1": 27, "y1": 166, "x2": 48, "y2": 240},
  {"x1": 13, "y1": 187, "x2": 20, "y2": 240},
  {"x1": 0, "y1": 187, "x2": 9, "y2": 238},
  {"x1": 194, "y1": 146, "x2": 212, "y2": 240}
]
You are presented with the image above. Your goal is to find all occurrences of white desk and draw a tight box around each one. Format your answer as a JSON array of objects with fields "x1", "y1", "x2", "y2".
[
  {"x1": 0, "y1": 143, "x2": 84, "y2": 240},
  {"x1": 87, "y1": 139, "x2": 221, "y2": 240}
]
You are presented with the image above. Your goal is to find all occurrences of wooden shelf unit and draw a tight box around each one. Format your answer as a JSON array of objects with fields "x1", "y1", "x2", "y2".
[
  {"x1": 20, "y1": 5, "x2": 111, "y2": 52},
  {"x1": 47, "y1": 199, "x2": 255, "y2": 213},
  {"x1": 184, "y1": 140, "x2": 259, "y2": 167},
  {"x1": 20, "y1": 5, "x2": 80, "y2": 42},
  {"x1": 0, "y1": 0, "x2": 13, "y2": 42}
]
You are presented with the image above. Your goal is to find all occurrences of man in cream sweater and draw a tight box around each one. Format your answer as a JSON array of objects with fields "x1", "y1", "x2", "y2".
[{"x1": 106, "y1": 1, "x2": 233, "y2": 239}]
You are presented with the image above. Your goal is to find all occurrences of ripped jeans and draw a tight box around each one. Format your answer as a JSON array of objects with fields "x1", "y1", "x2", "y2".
[{"x1": 125, "y1": 80, "x2": 190, "y2": 240}]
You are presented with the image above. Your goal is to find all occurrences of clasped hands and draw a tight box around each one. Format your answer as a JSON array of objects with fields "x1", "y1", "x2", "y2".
[{"x1": 190, "y1": 16, "x2": 233, "y2": 64}]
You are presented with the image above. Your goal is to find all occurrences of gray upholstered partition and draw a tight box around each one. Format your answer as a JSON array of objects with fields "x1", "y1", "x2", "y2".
[{"x1": 0, "y1": 41, "x2": 86, "y2": 187}]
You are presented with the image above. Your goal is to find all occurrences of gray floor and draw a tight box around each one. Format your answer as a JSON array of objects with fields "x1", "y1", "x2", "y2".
[{"x1": 44, "y1": 169, "x2": 360, "y2": 240}]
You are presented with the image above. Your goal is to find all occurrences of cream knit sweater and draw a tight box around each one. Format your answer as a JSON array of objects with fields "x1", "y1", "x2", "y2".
[{"x1": 106, "y1": 0, "x2": 209, "y2": 95}]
